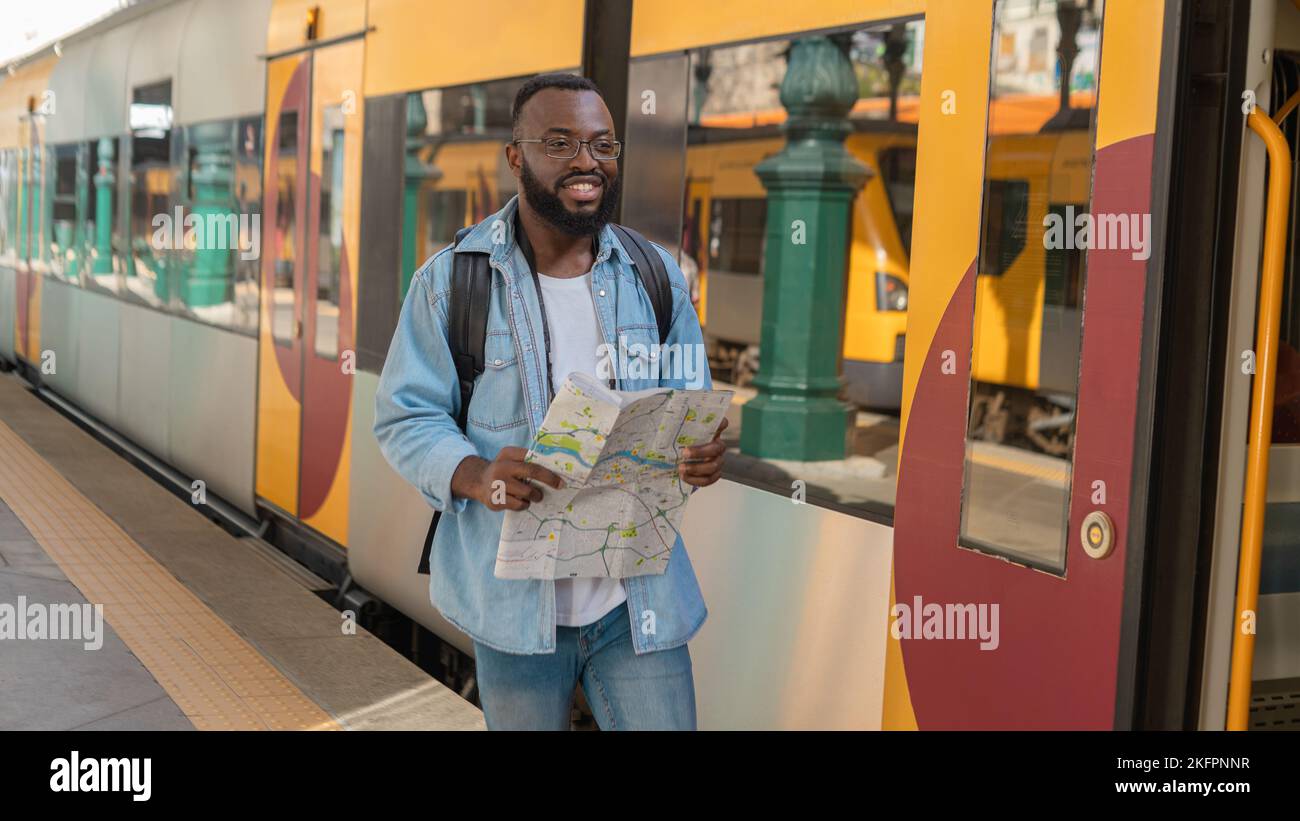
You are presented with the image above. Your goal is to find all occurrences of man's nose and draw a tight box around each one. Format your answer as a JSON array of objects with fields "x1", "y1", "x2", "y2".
[{"x1": 569, "y1": 145, "x2": 601, "y2": 172}]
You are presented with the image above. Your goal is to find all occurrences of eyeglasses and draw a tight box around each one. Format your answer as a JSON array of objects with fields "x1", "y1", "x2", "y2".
[{"x1": 512, "y1": 136, "x2": 622, "y2": 161}]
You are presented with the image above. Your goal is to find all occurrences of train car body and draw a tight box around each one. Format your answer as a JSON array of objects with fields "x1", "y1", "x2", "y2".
[{"x1": 2, "y1": 0, "x2": 1299, "y2": 731}]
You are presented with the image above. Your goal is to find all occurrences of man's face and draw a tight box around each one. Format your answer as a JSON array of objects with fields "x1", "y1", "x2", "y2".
[{"x1": 508, "y1": 88, "x2": 622, "y2": 236}]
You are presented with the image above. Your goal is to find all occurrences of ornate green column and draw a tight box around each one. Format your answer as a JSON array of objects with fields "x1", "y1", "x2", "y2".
[
  {"x1": 401, "y1": 93, "x2": 440, "y2": 299},
  {"x1": 92, "y1": 138, "x2": 114, "y2": 275},
  {"x1": 739, "y1": 36, "x2": 869, "y2": 461},
  {"x1": 185, "y1": 128, "x2": 234, "y2": 307}
]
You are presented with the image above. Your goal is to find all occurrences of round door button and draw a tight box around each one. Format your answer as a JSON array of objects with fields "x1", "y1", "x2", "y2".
[{"x1": 1081, "y1": 510, "x2": 1115, "y2": 559}]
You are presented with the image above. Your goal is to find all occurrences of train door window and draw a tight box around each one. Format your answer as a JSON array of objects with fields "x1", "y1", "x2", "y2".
[
  {"x1": 314, "y1": 104, "x2": 345, "y2": 359},
  {"x1": 959, "y1": 0, "x2": 1103, "y2": 574},
  {"x1": 127, "y1": 80, "x2": 174, "y2": 308},
  {"x1": 271, "y1": 109, "x2": 299, "y2": 346},
  {"x1": 49, "y1": 143, "x2": 80, "y2": 282},
  {"x1": 648, "y1": 17, "x2": 922, "y2": 519}
]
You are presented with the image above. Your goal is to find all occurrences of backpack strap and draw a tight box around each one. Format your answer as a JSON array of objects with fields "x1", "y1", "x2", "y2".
[
  {"x1": 419, "y1": 225, "x2": 491, "y2": 575},
  {"x1": 610, "y1": 223, "x2": 673, "y2": 344}
]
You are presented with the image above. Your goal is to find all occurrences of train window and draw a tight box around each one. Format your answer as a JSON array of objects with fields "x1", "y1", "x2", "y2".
[
  {"x1": 959, "y1": 0, "x2": 1103, "y2": 574},
  {"x1": 314, "y1": 105, "x2": 345, "y2": 359},
  {"x1": 877, "y1": 146, "x2": 917, "y2": 259},
  {"x1": 707, "y1": 198, "x2": 766, "y2": 276},
  {"x1": 83, "y1": 137, "x2": 123, "y2": 293},
  {"x1": 398, "y1": 74, "x2": 539, "y2": 301},
  {"x1": 651, "y1": 18, "x2": 922, "y2": 520},
  {"x1": 48, "y1": 144, "x2": 81, "y2": 282},
  {"x1": 127, "y1": 80, "x2": 175, "y2": 309},
  {"x1": 1043, "y1": 203, "x2": 1085, "y2": 313},
  {"x1": 423, "y1": 189, "x2": 469, "y2": 258},
  {"x1": 980, "y1": 179, "x2": 1029, "y2": 277},
  {"x1": 271, "y1": 109, "x2": 300, "y2": 347},
  {"x1": 168, "y1": 118, "x2": 262, "y2": 335}
]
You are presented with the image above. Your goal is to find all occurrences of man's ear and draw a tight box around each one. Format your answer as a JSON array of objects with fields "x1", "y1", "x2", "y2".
[{"x1": 504, "y1": 143, "x2": 522, "y2": 179}]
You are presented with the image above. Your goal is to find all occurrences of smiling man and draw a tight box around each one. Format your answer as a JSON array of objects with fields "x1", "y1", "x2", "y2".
[{"x1": 373, "y1": 73, "x2": 727, "y2": 730}]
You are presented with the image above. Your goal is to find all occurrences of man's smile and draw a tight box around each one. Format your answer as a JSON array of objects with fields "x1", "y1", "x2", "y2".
[{"x1": 559, "y1": 175, "x2": 603, "y2": 205}]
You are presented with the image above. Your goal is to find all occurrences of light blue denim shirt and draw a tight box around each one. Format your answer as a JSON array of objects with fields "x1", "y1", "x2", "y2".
[{"x1": 374, "y1": 195, "x2": 710, "y2": 656}]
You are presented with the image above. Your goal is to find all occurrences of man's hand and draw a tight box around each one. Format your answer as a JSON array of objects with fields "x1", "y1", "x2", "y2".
[
  {"x1": 451, "y1": 448, "x2": 565, "y2": 511},
  {"x1": 678, "y1": 416, "x2": 728, "y2": 488}
]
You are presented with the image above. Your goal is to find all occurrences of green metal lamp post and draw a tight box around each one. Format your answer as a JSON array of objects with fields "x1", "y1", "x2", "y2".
[
  {"x1": 91, "y1": 138, "x2": 114, "y2": 275},
  {"x1": 185, "y1": 129, "x2": 234, "y2": 307},
  {"x1": 739, "y1": 36, "x2": 870, "y2": 461}
]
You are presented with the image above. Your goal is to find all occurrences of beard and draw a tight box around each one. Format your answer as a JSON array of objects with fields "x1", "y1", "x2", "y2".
[{"x1": 519, "y1": 157, "x2": 622, "y2": 237}]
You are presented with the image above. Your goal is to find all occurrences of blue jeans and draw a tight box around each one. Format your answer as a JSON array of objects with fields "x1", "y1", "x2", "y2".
[{"x1": 472, "y1": 605, "x2": 697, "y2": 730}]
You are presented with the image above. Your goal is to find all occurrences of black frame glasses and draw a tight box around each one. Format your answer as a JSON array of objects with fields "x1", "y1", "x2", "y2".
[{"x1": 512, "y1": 136, "x2": 622, "y2": 161}]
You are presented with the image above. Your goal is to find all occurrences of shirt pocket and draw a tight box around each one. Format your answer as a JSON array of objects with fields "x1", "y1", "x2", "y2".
[
  {"x1": 467, "y1": 330, "x2": 529, "y2": 432},
  {"x1": 613, "y1": 324, "x2": 661, "y2": 391}
]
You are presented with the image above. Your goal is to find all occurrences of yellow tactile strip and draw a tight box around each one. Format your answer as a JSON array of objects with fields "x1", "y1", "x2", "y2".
[{"x1": 0, "y1": 419, "x2": 341, "y2": 731}]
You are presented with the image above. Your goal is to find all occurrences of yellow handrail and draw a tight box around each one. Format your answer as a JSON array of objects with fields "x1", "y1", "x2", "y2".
[
  {"x1": 1227, "y1": 107, "x2": 1292, "y2": 730},
  {"x1": 1274, "y1": 90, "x2": 1300, "y2": 126}
]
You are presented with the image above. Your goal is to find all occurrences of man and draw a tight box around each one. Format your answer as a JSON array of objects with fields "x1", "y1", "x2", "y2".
[{"x1": 373, "y1": 73, "x2": 727, "y2": 730}]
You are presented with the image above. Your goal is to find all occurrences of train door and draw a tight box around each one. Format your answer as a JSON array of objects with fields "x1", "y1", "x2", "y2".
[
  {"x1": 256, "y1": 41, "x2": 363, "y2": 546},
  {"x1": 885, "y1": 0, "x2": 1171, "y2": 728}
]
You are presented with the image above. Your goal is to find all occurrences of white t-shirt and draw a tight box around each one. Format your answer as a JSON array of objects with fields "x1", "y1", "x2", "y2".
[{"x1": 535, "y1": 270, "x2": 628, "y2": 627}]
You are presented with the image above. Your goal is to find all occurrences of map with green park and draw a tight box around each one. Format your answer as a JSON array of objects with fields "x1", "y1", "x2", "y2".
[{"x1": 495, "y1": 374, "x2": 733, "y2": 580}]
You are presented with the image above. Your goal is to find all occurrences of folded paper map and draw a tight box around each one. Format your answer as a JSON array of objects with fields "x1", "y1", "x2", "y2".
[{"x1": 495, "y1": 372, "x2": 733, "y2": 580}]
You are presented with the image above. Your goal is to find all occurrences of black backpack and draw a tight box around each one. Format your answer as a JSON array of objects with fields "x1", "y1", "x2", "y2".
[{"x1": 416, "y1": 221, "x2": 673, "y2": 574}]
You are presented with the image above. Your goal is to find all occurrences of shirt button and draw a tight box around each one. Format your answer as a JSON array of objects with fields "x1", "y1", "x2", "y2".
[
  {"x1": 599, "y1": 289, "x2": 606, "y2": 297},
  {"x1": 493, "y1": 358, "x2": 502, "y2": 366}
]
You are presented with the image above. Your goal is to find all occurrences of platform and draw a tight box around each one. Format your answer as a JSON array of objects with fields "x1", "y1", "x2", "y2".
[{"x1": 0, "y1": 372, "x2": 483, "y2": 731}]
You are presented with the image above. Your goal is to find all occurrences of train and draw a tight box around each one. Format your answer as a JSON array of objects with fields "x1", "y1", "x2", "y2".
[{"x1": 1, "y1": 0, "x2": 1298, "y2": 730}]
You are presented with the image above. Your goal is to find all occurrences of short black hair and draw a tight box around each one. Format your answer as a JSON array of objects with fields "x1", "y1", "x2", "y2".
[{"x1": 511, "y1": 73, "x2": 603, "y2": 136}]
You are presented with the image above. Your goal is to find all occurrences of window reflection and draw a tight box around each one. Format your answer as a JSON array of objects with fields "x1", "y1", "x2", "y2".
[
  {"x1": 401, "y1": 75, "x2": 536, "y2": 300},
  {"x1": 0, "y1": 150, "x2": 15, "y2": 262},
  {"x1": 48, "y1": 143, "x2": 80, "y2": 281},
  {"x1": 272, "y1": 109, "x2": 299, "y2": 346},
  {"x1": 960, "y1": 0, "x2": 1103, "y2": 573},
  {"x1": 173, "y1": 117, "x2": 263, "y2": 333},
  {"x1": 83, "y1": 136, "x2": 123, "y2": 290},
  {"x1": 673, "y1": 19, "x2": 923, "y2": 517},
  {"x1": 127, "y1": 80, "x2": 174, "y2": 308},
  {"x1": 315, "y1": 105, "x2": 345, "y2": 358}
]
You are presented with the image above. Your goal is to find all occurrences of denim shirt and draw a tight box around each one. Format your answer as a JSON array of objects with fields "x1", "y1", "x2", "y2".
[{"x1": 373, "y1": 196, "x2": 710, "y2": 656}]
